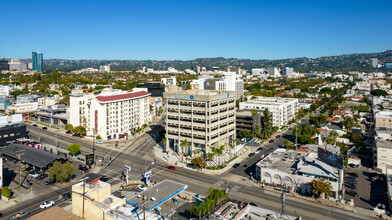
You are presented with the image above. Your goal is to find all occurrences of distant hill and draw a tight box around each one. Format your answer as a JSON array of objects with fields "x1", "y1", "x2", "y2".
[{"x1": 42, "y1": 50, "x2": 392, "y2": 73}]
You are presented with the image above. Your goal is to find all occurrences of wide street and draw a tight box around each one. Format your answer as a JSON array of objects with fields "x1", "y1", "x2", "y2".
[{"x1": 0, "y1": 121, "x2": 373, "y2": 220}]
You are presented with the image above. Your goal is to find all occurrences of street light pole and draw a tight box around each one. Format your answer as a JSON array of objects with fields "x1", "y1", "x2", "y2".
[
  {"x1": 93, "y1": 130, "x2": 96, "y2": 172},
  {"x1": 55, "y1": 133, "x2": 58, "y2": 154}
]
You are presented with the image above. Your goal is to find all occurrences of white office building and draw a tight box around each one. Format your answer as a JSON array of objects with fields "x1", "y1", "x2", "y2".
[
  {"x1": 70, "y1": 89, "x2": 151, "y2": 140},
  {"x1": 0, "y1": 85, "x2": 11, "y2": 96},
  {"x1": 164, "y1": 90, "x2": 236, "y2": 159},
  {"x1": 267, "y1": 67, "x2": 281, "y2": 77},
  {"x1": 191, "y1": 72, "x2": 244, "y2": 98},
  {"x1": 239, "y1": 97, "x2": 298, "y2": 127},
  {"x1": 161, "y1": 76, "x2": 177, "y2": 85},
  {"x1": 99, "y1": 65, "x2": 110, "y2": 73}
]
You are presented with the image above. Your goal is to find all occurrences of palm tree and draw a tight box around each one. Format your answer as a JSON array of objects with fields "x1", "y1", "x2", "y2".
[
  {"x1": 327, "y1": 130, "x2": 338, "y2": 146},
  {"x1": 311, "y1": 179, "x2": 332, "y2": 199},
  {"x1": 180, "y1": 139, "x2": 190, "y2": 161},
  {"x1": 161, "y1": 137, "x2": 166, "y2": 151},
  {"x1": 216, "y1": 145, "x2": 224, "y2": 165}
]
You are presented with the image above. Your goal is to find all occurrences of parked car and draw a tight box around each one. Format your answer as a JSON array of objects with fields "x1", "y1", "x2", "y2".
[
  {"x1": 79, "y1": 165, "x2": 89, "y2": 172},
  {"x1": 137, "y1": 185, "x2": 147, "y2": 191},
  {"x1": 255, "y1": 147, "x2": 262, "y2": 154},
  {"x1": 42, "y1": 127, "x2": 47, "y2": 130},
  {"x1": 248, "y1": 153, "x2": 255, "y2": 157},
  {"x1": 345, "y1": 189, "x2": 358, "y2": 197},
  {"x1": 40, "y1": 201, "x2": 54, "y2": 209},
  {"x1": 269, "y1": 140, "x2": 274, "y2": 143},
  {"x1": 33, "y1": 124, "x2": 38, "y2": 127},
  {"x1": 12, "y1": 210, "x2": 30, "y2": 219},
  {"x1": 276, "y1": 135, "x2": 281, "y2": 138},
  {"x1": 45, "y1": 179, "x2": 54, "y2": 185},
  {"x1": 233, "y1": 163, "x2": 240, "y2": 168},
  {"x1": 28, "y1": 171, "x2": 39, "y2": 178},
  {"x1": 371, "y1": 176, "x2": 384, "y2": 182},
  {"x1": 347, "y1": 172, "x2": 359, "y2": 177},
  {"x1": 66, "y1": 130, "x2": 71, "y2": 134},
  {"x1": 345, "y1": 183, "x2": 356, "y2": 189},
  {"x1": 62, "y1": 192, "x2": 71, "y2": 200},
  {"x1": 96, "y1": 140, "x2": 104, "y2": 144},
  {"x1": 166, "y1": 166, "x2": 176, "y2": 170},
  {"x1": 36, "y1": 173, "x2": 48, "y2": 180}
]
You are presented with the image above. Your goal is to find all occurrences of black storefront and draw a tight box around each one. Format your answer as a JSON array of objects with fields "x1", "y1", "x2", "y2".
[{"x1": 0, "y1": 124, "x2": 27, "y2": 146}]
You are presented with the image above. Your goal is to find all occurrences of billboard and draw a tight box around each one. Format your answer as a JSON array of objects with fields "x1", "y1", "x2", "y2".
[
  {"x1": 318, "y1": 148, "x2": 343, "y2": 169},
  {"x1": 0, "y1": 114, "x2": 23, "y2": 124},
  {"x1": 86, "y1": 154, "x2": 94, "y2": 167}
]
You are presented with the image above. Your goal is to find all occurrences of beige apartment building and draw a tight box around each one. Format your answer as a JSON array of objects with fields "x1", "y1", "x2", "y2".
[
  {"x1": 375, "y1": 140, "x2": 392, "y2": 174},
  {"x1": 375, "y1": 111, "x2": 392, "y2": 129},
  {"x1": 164, "y1": 90, "x2": 236, "y2": 159}
]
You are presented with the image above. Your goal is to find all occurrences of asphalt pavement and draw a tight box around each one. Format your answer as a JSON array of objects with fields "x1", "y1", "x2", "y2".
[{"x1": 1, "y1": 121, "x2": 374, "y2": 220}]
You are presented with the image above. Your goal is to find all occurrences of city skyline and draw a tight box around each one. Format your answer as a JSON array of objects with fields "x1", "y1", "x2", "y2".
[{"x1": 1, "y1": 0, "x2": 392, "y2": 60}]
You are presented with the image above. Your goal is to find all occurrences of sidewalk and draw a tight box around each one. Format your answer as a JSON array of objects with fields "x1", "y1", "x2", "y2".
[
  {"x1": 153, "y1": 143, "x2": 253, "y2": 175},
  {"x1": 248, "y1": 180, "x2": 390, "y2": 219}
]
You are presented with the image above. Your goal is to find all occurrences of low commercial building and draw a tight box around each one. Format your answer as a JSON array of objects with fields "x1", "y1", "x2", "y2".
[
  {"x1": 72, "y1": 174, "x2": 179, "y2": 220},
  {"x1": 239, "y1": 97, "x2": 298, "y2": 128},
  {"x1": 164, "y1": 90, "x2": 236, "y2": 158},
  {"x1": 256, "y1": 148, "x2": 343, "y2": 199},
  {"x1": 6, "y1": 102, "x2": 38, "y2": 113},
  {"x1": 70, "y1": 89, "x2": 151, "y2": 140}
]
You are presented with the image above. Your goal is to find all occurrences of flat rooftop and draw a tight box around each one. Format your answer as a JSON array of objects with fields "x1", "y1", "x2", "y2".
[
  {"x1": 0, "y1": 144, "x2": 66, "y2": 168},
  {"x1": 376, "y1": 140, "x2": 392, "y2": 149},
  {"x1": 164, "y1": 90, "x2": 236, "y2": 101},
  {"x1": 126, "y1": 179, "x2": 187, "y2": 211},
  {"x1": 257, "y1": 149, "x2": 307, "y2": 174}
]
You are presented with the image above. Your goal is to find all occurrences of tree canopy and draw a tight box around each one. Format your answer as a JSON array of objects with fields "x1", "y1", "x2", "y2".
[
  {"x1": 67, "y1": 144, "x2": 81, "y2": 155},
  {"x1": 371, "y1": 89, "x2": 388, "y2": 96},
  {"x1": 48, "y1": 161, "x2": 75, "y2": 183}
]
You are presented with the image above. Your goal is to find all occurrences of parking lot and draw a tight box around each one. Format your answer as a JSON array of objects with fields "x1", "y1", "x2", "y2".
[
  {"x1": 343, "y1": 166, "x2": 386, "y2": 210},
  {"x1": 1, "y1": 156, "x2": 86, "y2": 193}
]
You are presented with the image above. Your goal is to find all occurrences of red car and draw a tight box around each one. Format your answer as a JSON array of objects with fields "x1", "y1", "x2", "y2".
[{"x1": 166, "y1": 166, "x2": 176, "y2": 170}]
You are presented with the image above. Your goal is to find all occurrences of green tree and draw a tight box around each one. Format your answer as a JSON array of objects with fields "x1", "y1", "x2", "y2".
[
  {"x1": 371, "y1": 89, "x2": 388, "y2": 96},
  {"x1": 251, "y1": 108, "x2": 257, "y2": 117},
  {"x1": 1, "y1": 186, "x2": 12, "y2": 199},
  {"x1": 254, "y1": 124, "x2": 260, "y2": 136},
  {"x1": 311, "y1": 179, "x2": 332, "y2": 199},
  {"x1": 67, "y1": 144, "x2": 81, "y2": 155},
  {"x1": 327, "y1": 130, "x2": 339, "y2": 146},
  {"x1": 48, "y1": 161, "x2": 75, "y2": 183},
  {"x1": 65, "y1": 124, "x2": 73, "y2": 131},
  {"x1": 71, "y1": 126, "x2": 87, "y2": 137},
  {"x1": 344, "y1": 116, "x2": 354, "y2": 132},
  {"x1": 191, "y1": 157, "x2": 207, "y2": 169},
  {"x1": 238, "y1": 130, "x2": 252, "y2": 139},
  {"x1": 310, "y1": 115, "x2": 327, "y2": 126}
]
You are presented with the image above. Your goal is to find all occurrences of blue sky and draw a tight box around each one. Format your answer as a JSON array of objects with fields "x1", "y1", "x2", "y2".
[{"x1": 1, "y1": 0, "x2": 391, "y2": 60}]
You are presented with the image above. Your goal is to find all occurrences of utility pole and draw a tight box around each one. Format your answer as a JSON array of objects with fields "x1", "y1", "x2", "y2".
[
  {"x1": 16, "y1": 149, "x2": 25, "y2": 188},
  {"x1": 55, "y1": 133, "x2": 58, "y2": 154},
  {"x1": 281, "y1": 192, "x2": 286, "y2": 216},
  {"x1": 295, "y1": 123, "x2": 298, "y2": 151},
  {"x1": 82, "y1": 180, "x2": 85, "y2": 219},
  {"x1": 93, "y1": 130, "x2": 96, "y2": 172}
]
